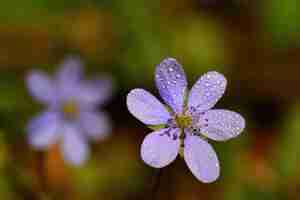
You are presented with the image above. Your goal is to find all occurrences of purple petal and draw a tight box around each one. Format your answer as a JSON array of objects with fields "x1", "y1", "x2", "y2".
[
  {"x1": 77, "y1": 77, "x2": 113, "y2": 107},
  {"x1": 27, "y1": 111, "x2": 61, "y2": 150},
  {"x1": 155, "y1": 58, "x2": 187, "y2": 114},
  {"x1": 141, "y1": 128, "x2": 180, "y2": 168},
  {"x1": 56, "y1": 56, "x2": 83, "y2": 101},
  {"x1": 61, "y1": 123, "x2": 89, "y2": 166},
  {"x1": 79, "y1": 111, "x2": 111, "y2": 141},
  {"x1": 198, "y1": 109, "x2": 245, "y2": 141},
  {"x1": 127, "y1": 89, "x2": 171, "y2": 125},
  {"x1": 56, "y1": 56, "x2": 83, "y2": 85},
  {"x1": 26, "y1": 71, "x2": 57, "y2": 105},
  {"x1": 188, "y1": 71, "x2": 226, "y2": 112},
  {"x1": 184, "y1": 134, "x2": 220, "y2": 183}
]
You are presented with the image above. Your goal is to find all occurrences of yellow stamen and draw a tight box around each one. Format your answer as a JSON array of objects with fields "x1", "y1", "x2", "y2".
[
  {"x1": 62, "y1": 101, "x2": 79, "y2": 119},
  {"x1": 175, "y1": 114, "x2": 192, "y2": 129}
]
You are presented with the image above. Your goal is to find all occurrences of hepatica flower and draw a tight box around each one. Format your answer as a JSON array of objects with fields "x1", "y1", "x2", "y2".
[
  {"x1": 127, "y1": 58, "x2": 245, "y2": 183},
  {"x1": 26, "y1": 57, "x2": 112, "y2": 166}
]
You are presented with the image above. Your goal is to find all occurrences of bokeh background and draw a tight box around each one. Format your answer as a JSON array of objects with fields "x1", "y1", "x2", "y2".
[{"x1": 0, "y1": 0, "x2": 300, "y2": 199}]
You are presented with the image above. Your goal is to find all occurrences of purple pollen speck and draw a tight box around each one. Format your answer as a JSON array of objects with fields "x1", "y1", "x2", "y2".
[
  {"x1": 26, "y1": 56, "x2": 113, "y2": 166},
  {"x1": 127, "y1": 57, "x2": 245, "y2": 183}
]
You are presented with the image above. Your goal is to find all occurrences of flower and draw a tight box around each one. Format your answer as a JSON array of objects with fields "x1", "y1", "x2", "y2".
[
  {"x1": 26, "y1": 56, "x2": 113, "y2": 166},
  {"x1": 127, "y1": 58, "x2": 245, "y2": 183}
]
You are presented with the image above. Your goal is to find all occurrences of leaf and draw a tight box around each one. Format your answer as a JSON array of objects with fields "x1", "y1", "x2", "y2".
[{"x1": 148, "y1": 124, "x2": 166, "y2": 131}]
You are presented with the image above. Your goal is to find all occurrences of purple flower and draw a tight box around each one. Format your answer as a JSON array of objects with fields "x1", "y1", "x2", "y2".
[
  {"x1": 26, "y1": 56, "x2": 113, "y2": 166},
  {"x1": 127, "y1": 58, "x2": 245, "y2": 183}
]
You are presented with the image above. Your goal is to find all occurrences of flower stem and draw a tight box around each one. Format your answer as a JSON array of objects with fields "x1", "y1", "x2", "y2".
[{"x1": 149, "y1": 168, "x2": 163, "y2": 200}]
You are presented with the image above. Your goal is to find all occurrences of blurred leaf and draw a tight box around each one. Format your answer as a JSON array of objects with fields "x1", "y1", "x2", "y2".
[
  {"x1": 275, "y1": 103, "x2": 300, "y2": 180},
  {"x1": 169, "y1": 15, "x2": 228, "y2": 78},
  {"x1": 240, "y1": 184, "x2": 279, "y2": 200},
  {"x1": 0, "y1": 0, "x2": 86, "y2": 23},
  {"x1": 0, "y1": 175, "x2": 16, "y2": 200},
  {"x1": 112, "y1": 0, "x2": 166, "y2": 86},
  {"x1": 263, "y1": 0, "x2": 300, "y2": 46},
  {"x1": 0, "y1": 0, "x2": 49, "y2": 23},
  {"x1": 0, "y1": 72, "x2": 28, "y2": 112}
]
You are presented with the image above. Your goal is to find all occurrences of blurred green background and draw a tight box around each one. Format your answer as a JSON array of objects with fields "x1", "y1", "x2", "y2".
[{"x1": 0, "y1": 0, "x2": 300, "y2": 199}]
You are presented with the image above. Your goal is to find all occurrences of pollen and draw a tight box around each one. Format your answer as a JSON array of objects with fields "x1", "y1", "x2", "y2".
[
  {"x1": 62, "y1": 100, "x2": 79, "y2": 119},
  {"x1": 175, "y1": 114, "x2": 192, "y2": 129}
]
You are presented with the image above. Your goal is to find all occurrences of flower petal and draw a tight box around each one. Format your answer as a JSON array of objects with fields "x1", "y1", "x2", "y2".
[
  {"x1": 27, "y1": 111, "x2": 61, "y2": 150},
  {"x1": 56, "y1": 56, "x2": 83, "y2": 85},
  {"x1": 184, "y1": 134, "x2": 220, "y2": 183},
  {"x1": 199, "y1": 109, "x2": 245, "y2": 141},
  {"x1": 26, "y1": 71, "x2": 57, "y2": 104},
  {"x1": 79, "y1": 111, "x2": 111, "y2": 141},
  {"x1": 188, "y1": 71, "x2": 226, "y2": 112},
  {"x1": 56, "y1": 56, "x2": 83, "y2": 101},
  {"x1": 77, "y1": 77, "x2": 113, "y2": 107},
  {"x1": 155, "y1": 58, "x2": 187, "y2": 114},
  {"x1": 127, "y1": 89, "x2": 171, "y2": 125},
  {"x1": 61, "y1": 123, "x2": 89, "y2": 166},
  {"x1": 141, "y1": 128, "x2": 180, "y2": 168}
]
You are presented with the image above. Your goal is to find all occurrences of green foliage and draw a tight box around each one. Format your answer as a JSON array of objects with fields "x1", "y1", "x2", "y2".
[
  {"x1": 276, "y1": 103, "x2": 300, "y2": 180},
  {"x1": 263, "y1": 0, "x2": 300, "y2": 46},
  {"x1": 168, "y1": 16, "x2": 227, "y2": 78},
  {"x1": 111, "y1": 0, "x2": 165, "y2": 85}
]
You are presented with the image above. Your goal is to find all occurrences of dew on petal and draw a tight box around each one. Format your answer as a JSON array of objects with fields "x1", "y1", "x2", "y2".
[
  {"x1": 155, "y1": 58, "x2": 188, "y2": 114},
  {"x1": 197, "y1": 109, "x2": 245, "y2": 141},
  {"x1": 188, "y1": 71, "x2": 227, "y2": 112}
]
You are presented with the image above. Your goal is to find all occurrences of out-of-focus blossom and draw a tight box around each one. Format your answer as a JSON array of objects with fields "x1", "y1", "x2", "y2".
[
  {"x1": 127, "y1": 58, "x2": 245, "y2": 183},
  {"x1": 26, "y1": 56, "x2": 113, "y2": 166}
]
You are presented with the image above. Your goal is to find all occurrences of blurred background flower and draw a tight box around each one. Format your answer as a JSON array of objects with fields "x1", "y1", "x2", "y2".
[
  {"x1": 0, "y1": 0, "x2": 299, "y2": 199},
  {"x1": 26, "y1": 56, "x2": 113, "y2": 166}
]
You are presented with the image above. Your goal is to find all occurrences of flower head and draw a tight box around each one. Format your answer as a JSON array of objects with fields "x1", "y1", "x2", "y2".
[
  {"x1": 26, "y1": 56, "x2": 113, "y2": 166},
  {"x1": 127, "y1": 58, "x2": 245, "y2": 183}
]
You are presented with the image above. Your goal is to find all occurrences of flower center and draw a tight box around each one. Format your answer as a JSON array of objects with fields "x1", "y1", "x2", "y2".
[
  {"x1": 62, "y1": 100, "x2": 79, "y2": 120},
  {"x1": 175, "y1": 114, "x2": 192, "y2": 129}
]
